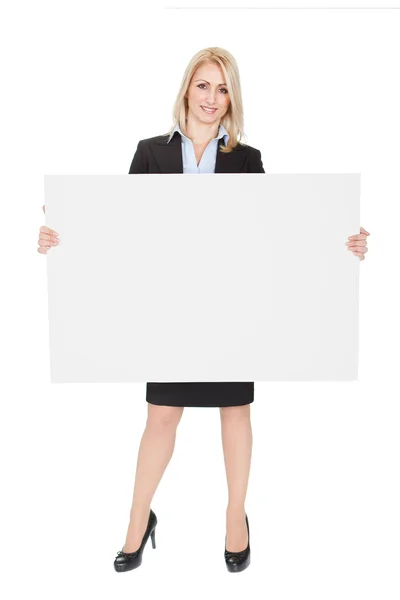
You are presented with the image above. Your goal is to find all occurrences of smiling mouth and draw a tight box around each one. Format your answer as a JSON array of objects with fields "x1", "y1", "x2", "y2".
[{"x1": 201, "y1": 106, "x2": 217, "y2": 113}]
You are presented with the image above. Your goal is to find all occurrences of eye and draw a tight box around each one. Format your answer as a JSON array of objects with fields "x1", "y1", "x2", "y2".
[{"x1": 197, "y1": 84, "x2": 228, "y2": 94}]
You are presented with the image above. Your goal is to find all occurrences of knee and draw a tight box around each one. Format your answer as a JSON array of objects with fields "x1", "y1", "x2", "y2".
[
  {"x1": 220, "y1": 405, "x2": 250, "y2": 423},
  {"x1": 146, "y1": 405, "x2": 184, "y2": 431}
]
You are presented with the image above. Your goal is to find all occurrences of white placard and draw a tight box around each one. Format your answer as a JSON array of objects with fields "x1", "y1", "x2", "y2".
[{"x1": 44, "y1": 174, "x2": 360, "y2": 382}]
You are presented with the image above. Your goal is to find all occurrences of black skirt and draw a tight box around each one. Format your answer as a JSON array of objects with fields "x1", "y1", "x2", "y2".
[{"x1": 146, "y1": 382, "x2": 254, "y2": 407}]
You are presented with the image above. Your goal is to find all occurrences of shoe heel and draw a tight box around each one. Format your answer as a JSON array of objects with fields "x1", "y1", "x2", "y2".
[{"x1": 150, "y1": 527, "x2": 156, "y2": 549}]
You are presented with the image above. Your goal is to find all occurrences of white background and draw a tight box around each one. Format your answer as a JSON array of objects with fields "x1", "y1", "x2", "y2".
[{"x1": 1, "y1": 1, "x2": 399, "y2": 599}]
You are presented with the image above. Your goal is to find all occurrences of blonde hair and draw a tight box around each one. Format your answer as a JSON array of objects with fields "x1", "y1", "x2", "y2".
[{"x1": 166, "y1": 47, "x2": 248, "y2": 153}]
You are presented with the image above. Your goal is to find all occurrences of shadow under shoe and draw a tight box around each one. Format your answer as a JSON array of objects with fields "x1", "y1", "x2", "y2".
[
  {"x1": 114, "y1": 509, "x2": 157, "y2": 572},
  {"x1": 224, "y1": 514, "x2": 250, "y2": 573}
]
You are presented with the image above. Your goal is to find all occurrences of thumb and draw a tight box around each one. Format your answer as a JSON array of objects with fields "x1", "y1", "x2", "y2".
[{"x1": 42, "y1": 204, "x2": 46, "y2": 214}]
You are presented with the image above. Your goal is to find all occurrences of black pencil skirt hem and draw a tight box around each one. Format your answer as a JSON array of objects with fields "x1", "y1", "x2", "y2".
[{"x1": 146, "y1": 382, "x2": 254, "y2": 407}]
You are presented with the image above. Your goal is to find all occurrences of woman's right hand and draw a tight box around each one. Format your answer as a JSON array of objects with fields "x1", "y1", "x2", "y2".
[{"x1": 37, "y1": 204, "x2": 60, "y2": 254}]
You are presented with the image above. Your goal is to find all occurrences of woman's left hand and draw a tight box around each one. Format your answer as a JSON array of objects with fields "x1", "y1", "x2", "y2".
[{"x1": 345, "y1": 226, "x2": 370, "y2": 261}]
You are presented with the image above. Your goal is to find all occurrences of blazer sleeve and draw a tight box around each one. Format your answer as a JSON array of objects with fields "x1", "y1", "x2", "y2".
[
  {"x1": 128, "y1": 141, "x2": 147, "y2": 174},
  {"x1": 254, "y1": 149, "x2": 265, "y2": 173}
]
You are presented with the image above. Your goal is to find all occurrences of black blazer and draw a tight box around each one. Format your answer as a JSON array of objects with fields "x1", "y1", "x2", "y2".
[{"x1": 128, "y1": 130, "x2": 265, "y2": 174}]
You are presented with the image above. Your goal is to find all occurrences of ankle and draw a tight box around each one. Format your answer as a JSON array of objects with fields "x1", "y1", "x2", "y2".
[
  {"x1": 129, "y1": 504, "x2": 151, "y2": 522},
  {"x1": 226, "y1": 504, "x2": 246, "y2": 517}
]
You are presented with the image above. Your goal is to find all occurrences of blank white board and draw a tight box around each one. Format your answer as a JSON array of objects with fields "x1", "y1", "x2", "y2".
[{"x1": 44, "y1": 174, "x2": 360, "y2": 382}]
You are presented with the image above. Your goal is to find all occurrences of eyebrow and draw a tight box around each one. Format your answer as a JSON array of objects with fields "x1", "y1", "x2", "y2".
[{"x1": 194, "y1": 79, "x2": 227, "y2": 86}]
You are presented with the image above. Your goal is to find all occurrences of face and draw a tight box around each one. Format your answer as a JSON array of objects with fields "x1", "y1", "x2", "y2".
[{"x1": 185, "y1": 62, "x2": 231, "y2": 126}]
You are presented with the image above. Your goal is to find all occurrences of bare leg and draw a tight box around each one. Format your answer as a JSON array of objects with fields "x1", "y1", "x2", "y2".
[
  {"x1": 220, "y1": 404, "x2": 252, "y2": 552},
  {"x1": 123, "y1": 404, "x2": 184, "y2": 552}
]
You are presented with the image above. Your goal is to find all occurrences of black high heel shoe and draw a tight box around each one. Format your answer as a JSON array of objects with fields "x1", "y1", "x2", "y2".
[
  {"x1": 224, "y1": 514, "x2": 250, "y2": 573},
  {"x1": 114, "y1": 509, "x2": 157, "y2": 572}
]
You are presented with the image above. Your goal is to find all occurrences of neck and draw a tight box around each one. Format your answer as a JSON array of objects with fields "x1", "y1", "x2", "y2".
[{"x1": 185, "y1": 114, "x2": 220, "y2": 144}]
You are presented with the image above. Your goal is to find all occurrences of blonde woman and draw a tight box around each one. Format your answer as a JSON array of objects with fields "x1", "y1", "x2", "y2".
[{"x1": 38, "y1": 47, "x2": 370, "y2": 573}]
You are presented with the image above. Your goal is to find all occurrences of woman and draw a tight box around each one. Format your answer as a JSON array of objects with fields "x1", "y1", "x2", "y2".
[{"x1": 38, "y1": 47, "x2": 370, "y2": 573}]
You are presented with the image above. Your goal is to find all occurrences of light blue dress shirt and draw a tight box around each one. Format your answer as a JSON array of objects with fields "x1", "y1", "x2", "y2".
[{"x1": 167, "y1": 122, "x2": 230, "y2": 174}]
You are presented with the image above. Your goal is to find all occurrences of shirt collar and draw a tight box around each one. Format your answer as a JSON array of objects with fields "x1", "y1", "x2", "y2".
[{"x1": 167, "y1": 122, "x2": 230, "y2": 146}]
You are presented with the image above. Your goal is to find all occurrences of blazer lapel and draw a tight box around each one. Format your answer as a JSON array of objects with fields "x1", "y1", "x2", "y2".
[
  {"x1": 152, "y1": 132, "x2": 247, "y2": 173},
  {"x1": 215, "y1": 139, "x2": 246, "y2": 173},
  {"x1": 152, "y1": 131, "x2": 183, "y2": 173}
]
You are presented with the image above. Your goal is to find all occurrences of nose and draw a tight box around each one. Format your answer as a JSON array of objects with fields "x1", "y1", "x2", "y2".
[{"x1": 205, "y1": 89, "x2": 217, "y2": 105}]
